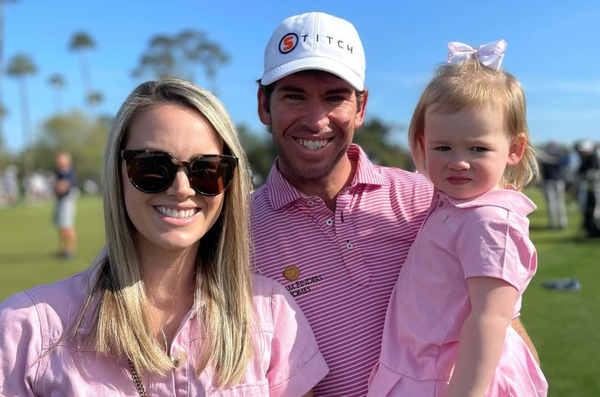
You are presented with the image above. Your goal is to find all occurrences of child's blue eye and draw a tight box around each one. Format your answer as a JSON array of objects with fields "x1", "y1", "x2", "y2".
[
  {"x1": 472, "y1": 147, "x2": 488, "y2": 152},
  {"x1": 434, "y1": 146, "x2": 451, "y2": 151}
]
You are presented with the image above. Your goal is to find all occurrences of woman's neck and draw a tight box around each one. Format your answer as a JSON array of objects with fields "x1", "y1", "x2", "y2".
[{"x1": 137, "y1": 245, "x2": 198, "y2": 346}]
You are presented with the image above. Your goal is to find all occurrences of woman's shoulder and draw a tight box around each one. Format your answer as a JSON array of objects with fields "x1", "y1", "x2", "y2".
[
  {"x1": 249, "y1": 274, "x2": 301, "y2": 330},
  {"x1": 0, "y1": 270, "x2": 92, "y2": 331},
  {"x1": 250, "y1": 273, "x2": 287, "y2": 303}
]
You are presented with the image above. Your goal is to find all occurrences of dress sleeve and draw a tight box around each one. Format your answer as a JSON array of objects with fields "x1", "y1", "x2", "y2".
[
  {"x1": 0, "y1": 292, "x2": 43, "y2": 397},
  {"x1": 457, "y1": 215, "x2": 537, "y2": 291},
  {"x1": 266, "y1": 280, "x2": 328, "y2": 397}
]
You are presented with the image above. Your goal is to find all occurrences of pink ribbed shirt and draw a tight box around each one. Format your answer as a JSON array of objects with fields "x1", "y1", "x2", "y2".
[{"x1": 251, "y1": 145, "x2": 433, "y2": 396}]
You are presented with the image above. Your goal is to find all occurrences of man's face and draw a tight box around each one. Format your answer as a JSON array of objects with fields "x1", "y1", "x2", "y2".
[
  {"x1": 56, "y1": 154, "x2": 71, "y2": 171},
  {"x1": 258, "y1": 71, "x2": 366, "y2": 186}
]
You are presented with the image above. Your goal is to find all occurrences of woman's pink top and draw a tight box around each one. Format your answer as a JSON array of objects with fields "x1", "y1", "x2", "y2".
[
  {"x1": 368, "y1": 189, "x2": 548, "y2": 396},
  {"x1": 0, "y1": 270, "x2": 328, "y2": 396}
]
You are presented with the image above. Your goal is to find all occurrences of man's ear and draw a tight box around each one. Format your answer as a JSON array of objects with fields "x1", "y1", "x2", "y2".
[
  {"x1": 354, "y1": 88, "x2": 369, "y2": 128},
  {"x1": 257, "y1": 87, "x2": 271, "y2": 126},
  {"x1": 507, "y1": 133, "x2": 527, "y2": 166}
]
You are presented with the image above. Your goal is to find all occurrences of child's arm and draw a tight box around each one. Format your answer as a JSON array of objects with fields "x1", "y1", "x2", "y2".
[{"x1": 446, "y1": 276, "x2": 518, "y2": 397}]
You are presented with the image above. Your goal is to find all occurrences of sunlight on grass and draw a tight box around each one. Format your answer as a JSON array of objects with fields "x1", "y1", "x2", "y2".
[
  {"x1": 0, "y1": 190, "x2": 598, "y2": 395},
  {"x1": 521, "y1": 188, "x2": 600, "y2": 395},
  {"x1": 0, "y1": 196, "x2": 104, "y2": 295}
]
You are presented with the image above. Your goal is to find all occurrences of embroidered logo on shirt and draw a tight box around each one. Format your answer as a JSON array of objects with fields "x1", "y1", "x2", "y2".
[
  {"x1": 285, "y1": 275, "x2": 324, "y2": 297},
  {"x1": 283, "y1": 265, "x2": 300, "y2": 281}
]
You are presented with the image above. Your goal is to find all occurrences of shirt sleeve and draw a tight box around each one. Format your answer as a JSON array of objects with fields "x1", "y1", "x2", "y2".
[
  {"x1": 0, "y1": 292, "x2": 43, "y2": 397},
  {"x1": 267, "y1": 280, "x2": 328, "y2": 397},
  {"x1": 457, "y1": 215, "x2": 537, "y2": 292}
]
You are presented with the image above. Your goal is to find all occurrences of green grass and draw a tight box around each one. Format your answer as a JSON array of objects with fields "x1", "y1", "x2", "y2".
[
  {"x1": 0, "y1": 196, "x2": 104, "y2": 294},
  {"x1": 0, "y1": 191, "x2": 598, "y2": 396},
  {"x1": 520, "y1": 188, "x2": 600, "y2": 396}
]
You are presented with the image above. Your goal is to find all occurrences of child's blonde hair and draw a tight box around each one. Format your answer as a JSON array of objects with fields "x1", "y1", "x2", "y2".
[{"x1": 409, "y1": 60, "x2": 536, "y2": 190}]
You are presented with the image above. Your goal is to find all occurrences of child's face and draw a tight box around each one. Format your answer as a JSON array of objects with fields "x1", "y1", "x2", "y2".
[{"x1": 422, "y1": 106, "x2": 522, "y2": 200}]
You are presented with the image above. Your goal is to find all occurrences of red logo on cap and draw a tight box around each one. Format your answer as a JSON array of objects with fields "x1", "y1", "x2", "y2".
[{"x1": 279, "y1": 33, "x2": 298, "y2": 54}]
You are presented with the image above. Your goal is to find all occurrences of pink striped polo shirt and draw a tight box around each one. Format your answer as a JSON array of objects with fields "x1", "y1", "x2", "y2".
[{"x1": 250, "y1": 144, "x2": 433, "y2": 396}]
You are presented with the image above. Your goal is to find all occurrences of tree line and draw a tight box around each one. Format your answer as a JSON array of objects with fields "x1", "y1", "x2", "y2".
[{"x1": 0, "y1": 1, "x2": 413, "y2": 188}]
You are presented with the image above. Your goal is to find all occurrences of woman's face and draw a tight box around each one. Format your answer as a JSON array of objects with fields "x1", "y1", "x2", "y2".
[{"x1": 122, "y1": 103, "x2": 226, "y2": 254}]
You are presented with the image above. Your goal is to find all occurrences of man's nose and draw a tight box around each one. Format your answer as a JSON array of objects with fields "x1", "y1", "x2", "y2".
[{"x1": 303, "y1": 102, "x2": 330, "y2": 132}]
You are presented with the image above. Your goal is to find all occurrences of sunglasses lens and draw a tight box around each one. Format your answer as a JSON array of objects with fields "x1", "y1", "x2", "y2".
[
  {"x1": 189, "y1": 157, "x2": 235, "y2": 195},
  {"x1": 127, "y1": 153, "x2": 173, "y2": 193}
]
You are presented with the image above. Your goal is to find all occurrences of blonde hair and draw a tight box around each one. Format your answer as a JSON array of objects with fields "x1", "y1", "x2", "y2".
[
  {"x1": 409, "y1": 60, "x2": 536, "y2": 190},
  {"x1": 69, "y1": 79, "x2": 253, "y2": 386}
]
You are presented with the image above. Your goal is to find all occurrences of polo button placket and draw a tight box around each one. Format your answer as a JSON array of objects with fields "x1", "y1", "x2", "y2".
[{"x1": 334, "y1": 186, "x2": 372, "y2": 286}]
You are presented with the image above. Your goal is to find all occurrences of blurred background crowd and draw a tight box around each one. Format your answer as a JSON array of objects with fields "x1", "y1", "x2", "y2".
[
  {"x1": 3, "y1": 137, "x2": 599, "y2": 237},
  {"x1": 536, "y1": 139, "x2": 600, "y2": 237}
]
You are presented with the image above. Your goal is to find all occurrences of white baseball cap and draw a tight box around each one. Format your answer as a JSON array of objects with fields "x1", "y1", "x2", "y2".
[{"x1": 261, "y1": 12, "x2": 366, "y2": 91}]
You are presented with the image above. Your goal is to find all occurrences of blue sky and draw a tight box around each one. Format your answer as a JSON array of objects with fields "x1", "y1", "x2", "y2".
[{"x1": 2, "y1": 0, "x2": 599, "y2": 153}]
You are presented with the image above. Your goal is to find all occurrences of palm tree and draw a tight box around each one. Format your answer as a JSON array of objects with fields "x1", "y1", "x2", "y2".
[
  {"x1": 178, "y1": 30, "x2": 229, "y2": 94},
  {"x1": 132, "y1": 30, "x2": 230, "y2": 94},
  {"x1": 192, "y1": 41, "x2": 229, "y2": 95},
  {"x1": 0, "y1": 102, "x2": 6, "y2": 161},
  {"x1": 131, "y1": 35, "x2": 180, "y2": 80},
  {"x1": 48, "y1": 73, "x2": 66, "y2": 114},
  {"x1": 69, "y1": 31, "x2": 96, "y2": 102},
  {"x1": 86, "y1": 90, "x2": 103, "y2": 116},
  {"x1": 7, "y1": 54, "x2": 37, "y2": 174},
  {"x1": 0, "y1": 0, "x2": 20, "y2": 151}
]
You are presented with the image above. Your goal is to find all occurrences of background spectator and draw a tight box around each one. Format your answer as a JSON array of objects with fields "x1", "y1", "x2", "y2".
[
  {"x1": 53, "y1": 152, "x2": 78, "y2": 258},
  {"x1": 539, "y1": 141, "x2": 569, "y2": 229}
]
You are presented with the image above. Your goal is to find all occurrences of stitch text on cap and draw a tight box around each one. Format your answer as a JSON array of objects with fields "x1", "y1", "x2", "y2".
[{"x1": 300, "y1": 33, "x2": 355, "y2": 54}]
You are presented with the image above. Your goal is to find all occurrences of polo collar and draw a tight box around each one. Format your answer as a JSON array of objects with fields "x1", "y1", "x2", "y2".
[
  {"x1": 267, "y1": 144, "x2": 386, "y2": 210},
  {"x1": 438, "y1": 188, "x2": 537, "y2": 217}
]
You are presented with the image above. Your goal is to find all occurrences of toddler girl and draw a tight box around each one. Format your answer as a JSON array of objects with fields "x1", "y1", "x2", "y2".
[{"x1": 368, "y1": 40, "x2": 548, "y2": 396}]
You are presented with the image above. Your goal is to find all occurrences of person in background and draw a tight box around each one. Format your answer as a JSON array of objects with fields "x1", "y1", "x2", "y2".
[
  {"x1": 54, "y1": 152, "x2": 77, "y2": 258},
  {"x1": 540, "y1": 141, "x2": 568, "y2": 229},
  {"x1": 368, "y1": 40, "x2": 547, "y2": 396},
  {"x1": 0, "y1": 79, "x2": 326, "y2": 396},
  {"x1": 576, "y1": 140, "x2": 600, "y2": 237}
]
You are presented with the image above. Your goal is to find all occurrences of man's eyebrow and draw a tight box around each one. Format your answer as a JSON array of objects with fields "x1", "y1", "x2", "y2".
[
  {"x1": 325, "y1": 87, "x2": 354, "y2": 95},
  {"x1": 277, "y1": 85, "x2": 305, "y2": 93},
  {"x1": 275, "y1": 86, "x2": 354, "y2": 95}
]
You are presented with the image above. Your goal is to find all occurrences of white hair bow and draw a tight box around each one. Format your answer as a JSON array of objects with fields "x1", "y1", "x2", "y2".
[{"x1": 447, "y1": 39, "x2": 507, "y2": 71}]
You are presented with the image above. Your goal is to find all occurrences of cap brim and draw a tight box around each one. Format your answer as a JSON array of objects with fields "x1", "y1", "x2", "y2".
[{"x1": 261, "y1": 57, "x2": 364, "y2": 91}]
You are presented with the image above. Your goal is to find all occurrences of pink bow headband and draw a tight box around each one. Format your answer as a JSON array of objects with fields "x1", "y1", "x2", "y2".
[{"x1": 447, "y1": 39, "x2": 507, "y2": 71}]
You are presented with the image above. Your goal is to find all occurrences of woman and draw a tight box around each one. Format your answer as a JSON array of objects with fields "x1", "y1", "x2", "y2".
[{"x1": 0, "y1": 79, "x2": 327, "y2": 396}]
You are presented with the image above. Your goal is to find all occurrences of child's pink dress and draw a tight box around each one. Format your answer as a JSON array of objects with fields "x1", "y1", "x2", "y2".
[{"x1": 368, "y1": 189, "x2": 548, "y2": 396}]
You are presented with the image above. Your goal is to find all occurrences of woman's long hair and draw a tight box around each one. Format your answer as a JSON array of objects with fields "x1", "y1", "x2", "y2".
[{"x1": 68, "y1": 79, "x2": 253, "y2": 386}]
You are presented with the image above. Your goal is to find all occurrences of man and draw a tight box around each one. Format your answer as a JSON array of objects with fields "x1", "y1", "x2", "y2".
[
  {"x1": 54, "y1": 152, "x2": 77, "y2": 259},
  {"x1": 251, "y1": 12, "x2": 537, "y2": 395},
  {"x1": 539, "y1": 141, "x2": 568, "y2": 229}
]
